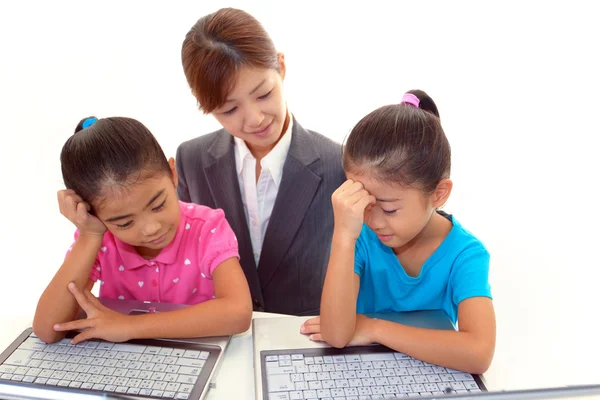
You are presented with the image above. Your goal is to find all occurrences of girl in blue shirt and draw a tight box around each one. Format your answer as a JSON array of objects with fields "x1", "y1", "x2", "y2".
[{"x1": 302, "y1": 90, "x2": 495, "y2": 374}]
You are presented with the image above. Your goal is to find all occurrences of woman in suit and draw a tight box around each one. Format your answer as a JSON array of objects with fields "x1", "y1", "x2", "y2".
[{"x1": 177, "y1": 8, "x2": 346, "y2": 316}]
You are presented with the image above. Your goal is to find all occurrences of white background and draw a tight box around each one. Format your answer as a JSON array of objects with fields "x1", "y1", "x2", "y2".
[{"x1": 1, "y1": 0, "x2": 599, "y2": 392}]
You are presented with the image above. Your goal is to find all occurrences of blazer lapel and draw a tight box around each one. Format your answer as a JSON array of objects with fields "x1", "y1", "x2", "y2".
[
  {"x1": 257, "y1": 120, "x2": 322, "y2": 287},
  {"x1": 204, "y1": 132, "x2": 262, "y2": 303}
]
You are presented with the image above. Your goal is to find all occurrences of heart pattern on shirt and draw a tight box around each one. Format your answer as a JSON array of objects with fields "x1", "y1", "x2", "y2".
[
  {"x1": 185, "y1": 223, "x2": 191, "y2": 230},
  {"x1": 101, "y1": 247, "x2": 107, "y2": 252},
  {"x1": 118, "y1": 295, "x2": 124, "y2": 300},
  {"x1": 187, "y1": 205, "x2": 194, "y2": 209},
  {"x1": 156, "y1": 267, "x2": 159, "y2": 273},
  {"x1": 96, "y1": 267, "x2": 101, "y2": 271},
  {"x1": 184, "y1": 259, "x2": 191, "y2": 265},
  {"x1": 201, "y1": 272, "x2": 206, "y2": 278},
  {"x1": 173, "y1": 278, "x2": 179, "y2": 283},
  {"x1": 192, "y1": 288, "x2": 197, "y2": 294},
  {"x1": 119, "y1": 265, "x2": 125, "y2": 272},
  {"x1": 210, "y1": 228, "x2": 216, "y2": 234},
  {"x1": 138, "y1": 281, "x2": 144, "y2": 288}
]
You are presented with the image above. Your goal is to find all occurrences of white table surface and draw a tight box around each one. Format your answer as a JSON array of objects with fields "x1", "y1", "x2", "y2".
[{"x1": 1, "y1": 312, "x2": 599, "y2": 399}]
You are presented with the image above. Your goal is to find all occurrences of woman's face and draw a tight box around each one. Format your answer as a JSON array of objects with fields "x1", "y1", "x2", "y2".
[{"x1": 211, "y1": 57, "x2": 288, "y2": 156}]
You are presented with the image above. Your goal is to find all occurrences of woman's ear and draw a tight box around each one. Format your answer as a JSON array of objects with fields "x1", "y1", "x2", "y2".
[
  {"x1": 168, "y1": 157, "x2": 178, "y2": 187},
  {"x1": 432, "y1": 179, "x2": 453, "y2": 208},
  {"x1": 278, "y1": 52, "x2": 286, "y2": 80}
]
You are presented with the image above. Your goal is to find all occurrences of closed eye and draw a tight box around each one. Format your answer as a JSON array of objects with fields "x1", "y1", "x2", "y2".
[
  {"x1": 116, "y1": 220, "x2": 134, "y2": 229},
  {"x1": 258, "y1": 90, "x2": 272, "y2": 100},
  {"x1": 152, "y1": 200, "x2": 166, "y2": 212},
  {"x1": 382, "y1": 209, "x2": 397, "y2": 216},
  {"x1": 223, "y1": 107, "x2": 237, "y2": 115}
]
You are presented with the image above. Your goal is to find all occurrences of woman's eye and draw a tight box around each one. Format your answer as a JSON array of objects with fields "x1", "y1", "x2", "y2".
[{"x1": 258, "y1": 90, "x2": 272, "y2": 100}]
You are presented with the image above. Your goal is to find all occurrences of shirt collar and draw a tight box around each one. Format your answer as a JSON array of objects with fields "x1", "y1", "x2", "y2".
[
  {"x1": 115, "y1": 203, "x2": 186, "y2": 270},
  {"x1": 234, "y1": 113, "x2": 294, "y2": 188}
]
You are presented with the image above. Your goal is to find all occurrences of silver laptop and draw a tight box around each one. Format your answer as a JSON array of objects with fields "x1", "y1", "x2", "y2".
[
  {"x1": 253, "y1": 311, "x2": 600, "y2": 400},
  {"x1": 252, "y1": 310, "x2": 487, "y2": 400},
  {"x1": 0, "y1": 298, "x2": 231, "y2": 400}
]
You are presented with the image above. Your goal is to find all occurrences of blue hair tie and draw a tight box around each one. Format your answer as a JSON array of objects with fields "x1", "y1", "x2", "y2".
[{"x1": 82, "y1": 117, "x2": 98, "y2": 129}]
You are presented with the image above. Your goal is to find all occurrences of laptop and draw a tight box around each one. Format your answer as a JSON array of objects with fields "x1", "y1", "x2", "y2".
[
  {"x1": 0, "y1": 298, "x2": 231, "y2": 400},
  {"x1": 253, "y1": 310, "x2": 487, "y2": 400},
  {"x1": 253, "y1": 311, "x2": 600, "y2": 400}
]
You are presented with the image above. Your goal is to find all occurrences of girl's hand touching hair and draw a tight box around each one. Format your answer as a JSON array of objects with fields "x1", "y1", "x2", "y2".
[
  {"x1": 57, "y1": 189, "x2": 106, "y2": 237},
  {"x1": 331, "y1": 179, "x2": 376, "y2": 242}
]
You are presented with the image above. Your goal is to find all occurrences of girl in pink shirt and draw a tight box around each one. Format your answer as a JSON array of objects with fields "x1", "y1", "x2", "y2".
[{"x1": 33, "y1": 116, "x2": 252, "y2": 344}]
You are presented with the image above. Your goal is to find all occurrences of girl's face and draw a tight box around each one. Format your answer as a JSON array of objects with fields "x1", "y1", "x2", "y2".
[
  {"x1": 211, "y1": 56, "x2": 288, "y2": 156},
  {"x1": 92, "y1": 159, "x2": 181, "y2": 259},
  {"x1": 346, "y1": 171, "x2": 452, "y2": 251}
]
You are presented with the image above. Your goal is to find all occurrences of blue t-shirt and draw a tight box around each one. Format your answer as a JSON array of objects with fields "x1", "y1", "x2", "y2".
[{"x1": 354, "y1": 214, "x2": 492, "y2": 324}]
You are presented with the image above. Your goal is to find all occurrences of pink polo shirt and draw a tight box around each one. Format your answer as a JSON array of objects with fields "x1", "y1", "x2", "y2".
[{"x1": 68, "y1": 202, "x2": 239, "y2": 305}]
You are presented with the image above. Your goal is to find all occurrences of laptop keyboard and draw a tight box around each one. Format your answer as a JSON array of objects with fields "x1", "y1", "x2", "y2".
[
  {"x1": 0, "y1": 333, "x2": 214, "y2": 399},
  {"x1": 261, "y1": 347, "x2": 485, "y2": 399}
]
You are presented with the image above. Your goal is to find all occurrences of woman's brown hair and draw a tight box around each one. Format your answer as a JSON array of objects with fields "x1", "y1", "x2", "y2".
[{"x1": 182, "y1": 8, "x2": 280, "y2": 114}]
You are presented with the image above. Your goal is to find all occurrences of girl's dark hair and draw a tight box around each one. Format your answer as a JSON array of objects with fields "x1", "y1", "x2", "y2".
[
  {"x1": 182, "y1": 8, "x2": 280, "y2": 114},
  {"x1": 61, "y1": 117, "x2": 171, "y2": 205},
  {"x1": 343, "y1": 90, "x2": 450, "y2": 194}
]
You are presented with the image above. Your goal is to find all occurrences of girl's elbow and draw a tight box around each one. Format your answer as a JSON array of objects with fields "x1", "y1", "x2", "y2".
[
  {"x1": 230, "y1": 302, "x2": 253, "y2": 334},
  {"x1": 32, "y1": 321, "x2": 63, "y2": 344},
  {"x1": 469, "y1": 344, "x2": 495, "y2": 375},
  {"x1": 321, "y1": 325, "x2": 351, "y2": 349}
]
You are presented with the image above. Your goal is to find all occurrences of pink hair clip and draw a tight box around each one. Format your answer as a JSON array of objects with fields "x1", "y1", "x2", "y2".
[{"x1": 401, "y1": 93, "x2": 420, "y2": 108}]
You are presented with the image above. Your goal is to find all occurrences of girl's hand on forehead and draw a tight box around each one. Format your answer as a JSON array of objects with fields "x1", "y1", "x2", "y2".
[
  {"x1": 53, "y1": 282, "x2": 133, "y2": 344},
  {"x1": 57, "y1": 189, "x2": 106, "y2": 236},
  {"x1": 332, "y1": 179, "x2": 376, "y2": 242}
]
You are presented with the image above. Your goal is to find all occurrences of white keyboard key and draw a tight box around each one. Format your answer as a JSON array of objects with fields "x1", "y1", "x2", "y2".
[
  {"x1": 4, "y1": 350, "x2": 34, "y2": 366},
  {"x1": 22, "y1": 376, "x2": 36, "y2": 383},
  {"x1": 465, "y1": 381, "x2": 480, "y2": 390},
  {"x1": 176, "y1": 374, "x2": 197, "y2": 385},
  {"x1": 152, "y1": 390, "x2": 165, "y2": 397},
  {"x1": 104, "y1": 384, "x2": 117, "y2": 392},
  {"x1": 179, "y1": 384, "x2": 194, "y2": 393},
  {"x1": 175, "y1": 358, "x2": 205, "y2": 368},
  {"x1": 163, "y1": 391, "x2": 176, "y2": 398},
  {"x1": 166, "y1": 382, "x2": 181, "y2": 392},
  {"x1": 0, "y1": 366, "x2": 16, "y2": 374},
  {"x1": 183, "y1": 350, "x2": 200, "y2": 359},
  {"x1": 112, "y1": 344, "x2": 146, "y2": 353},
  {"x1": 452, "y1": 373, "x2": 475, "y2": 381},
  {"x1": 127, "y1": 387, "x2": 141, "y2": 395},
  {"x1": 267, "y1": 373, "x2": 294, "y2": 391},
  {"x1": 140, "y1": 388, "x2": 154, "y2": 396},
  {"x1": 144, "y1": 346, "x2": 162, "y2": 355},
  {"x1": 11, "y1": 375, "x2": 24, "y2": 381},
  {"x1": 175, "y1": 393, "x2": 190, "y2": 400}
]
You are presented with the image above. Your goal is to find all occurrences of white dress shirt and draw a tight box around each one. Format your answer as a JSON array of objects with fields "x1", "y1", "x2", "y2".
[{"x1": 234, "y1": 117, "x2": 293, "y2": 266}]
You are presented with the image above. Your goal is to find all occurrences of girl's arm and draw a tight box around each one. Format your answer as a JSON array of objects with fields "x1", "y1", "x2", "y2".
[
  {"x1": 320, "y1": 179, "x2": 375, "y2": 348},
  {"x1": 319, "y1": 234, "x2": 361, "y2": 348},
  {"x1": 130, "y1": 257, "x2": 252, "y2": 338},
  {"x1": 33, "y1": 190, "x2": 105, "y2": 344},
  {"x1": 367, "y1": 296, "x2": 496, "y2": 374},
  {"x1": 54, "y1": 257, "x2": 253, "y2": 342}
]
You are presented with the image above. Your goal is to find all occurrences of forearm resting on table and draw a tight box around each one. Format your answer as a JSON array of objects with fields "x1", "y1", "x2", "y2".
[
  {"x1": 371, "y1": 319, "x2": 495, "y2": 375},
  {"x1": 33, "y1": 235, "x2": 100, "y2": 343},
  {"x1": 129, "y1": 296, "x2": 252, "y2": 339},
  {"x1": 320, "y1": 234, "x2": 359, "y2": 348}
]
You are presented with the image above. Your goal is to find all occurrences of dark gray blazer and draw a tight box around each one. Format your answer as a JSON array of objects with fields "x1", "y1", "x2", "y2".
[{"x1": 175, "y1": 118, "x2": 346, "y2": 316}]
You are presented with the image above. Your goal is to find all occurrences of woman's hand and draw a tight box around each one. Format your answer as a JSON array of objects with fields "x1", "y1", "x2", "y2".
[
  {"x1": 53, "y1": 282, "x2": 133, "y2": 344},
  {"x1": 57, "y1": 189, "x2": 106, "y2": 236}
]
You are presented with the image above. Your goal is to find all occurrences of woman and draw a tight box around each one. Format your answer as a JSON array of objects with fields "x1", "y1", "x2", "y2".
[{"x1": 176, "y1": 8, "x2": 346, "y2": 315}]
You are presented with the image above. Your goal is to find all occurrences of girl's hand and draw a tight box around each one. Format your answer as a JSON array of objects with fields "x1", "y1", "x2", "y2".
[
  {"x1": 58, "y1": 189, "x2": 106, "y2": 236},
  {"x1": 331, "y1": 180, "x2": 376, "y2": 242},
  {"x1": 301, "y1": 315, "x2": 375, "y2": 346},
  {"x1": 53, "y1": 282, "x2": 132, "y2": 344}
]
